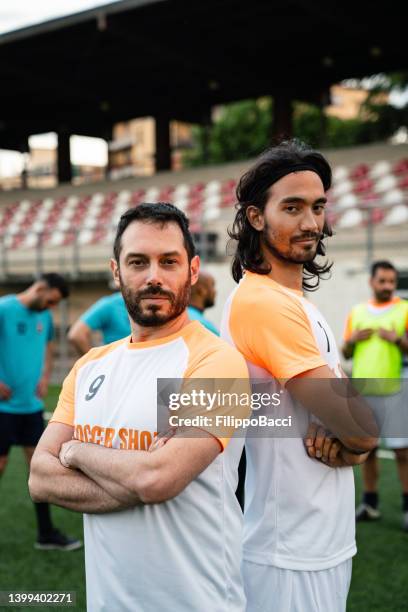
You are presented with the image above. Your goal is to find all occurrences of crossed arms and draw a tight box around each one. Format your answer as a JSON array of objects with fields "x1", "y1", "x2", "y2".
[{"x1": 29, "y1": 423, "x2": 221, "y2": 514}]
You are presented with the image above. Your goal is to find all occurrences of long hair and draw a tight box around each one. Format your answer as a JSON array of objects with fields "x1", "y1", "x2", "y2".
[{"x1": 229, "y1": 140, "x2": 333, "y2": 291}]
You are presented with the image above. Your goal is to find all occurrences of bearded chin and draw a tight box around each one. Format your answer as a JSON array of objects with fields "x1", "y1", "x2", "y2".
[
  {"x1": 263, "y1": 234, "x2": 317, "y2": 265},
  {"x1": 119, "y1": 275, "x2": 191, "y2": 327}
]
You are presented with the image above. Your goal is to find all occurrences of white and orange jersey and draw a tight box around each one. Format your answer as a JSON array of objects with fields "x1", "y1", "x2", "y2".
[
  {"x1": 221, "y1": 272, "x2": 356, "y2": 572},
  {"x1": 51, "y1": 321, "x2": 249, "y2": 612}
]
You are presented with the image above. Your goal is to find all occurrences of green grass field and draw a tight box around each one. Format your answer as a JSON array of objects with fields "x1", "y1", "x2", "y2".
[{"x1": 0, "y1": 386, "x2": 407, "y2": 611}]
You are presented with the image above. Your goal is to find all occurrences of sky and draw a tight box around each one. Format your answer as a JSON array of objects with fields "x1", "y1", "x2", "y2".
[{"x1": 0, "y1": 1, "x2": 122, "y2": 177}]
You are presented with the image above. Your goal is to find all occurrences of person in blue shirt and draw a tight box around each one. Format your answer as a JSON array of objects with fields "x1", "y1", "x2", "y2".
[
  {"x1": 68, "y1": 291, "x2": 131, "y2": 355},
  {"x1": 187, "y1": 271, "x2": 219, "y2": 336},
  {"x1": 0, "y1": 273, "x2": 81, "y2": 551}
]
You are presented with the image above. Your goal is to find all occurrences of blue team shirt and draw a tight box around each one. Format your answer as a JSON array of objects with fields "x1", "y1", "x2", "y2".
[
  {"x1": 187, "y1": 306, "x2": 219, "y2": 336},
  {"x1": 0, "y1": 295, "x2": 54, "y2": 414},
  {"x1": 81, "y1": 293, "x2": 130, "y2": 344}
]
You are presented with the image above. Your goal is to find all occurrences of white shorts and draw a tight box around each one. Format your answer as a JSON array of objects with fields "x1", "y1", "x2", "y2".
[
  {"x1": 242, "y1": 558, "x2": 352, "y2": 612},
  {"x1": 383, "y1": 437, "x2": 408, "y2": 450}
]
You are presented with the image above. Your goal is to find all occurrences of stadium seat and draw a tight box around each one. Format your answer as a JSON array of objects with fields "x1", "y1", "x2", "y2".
[
  {"x1": 370, "y1": 160, "x2": 391, "y2": 179},
  {"x1": 332, "y1": 180, "x2": 353, "y2": 198},
  {"x1": 350, "y1": 164, "x2": 369, "y2": 180},
  {"x1": 382, "y1": 189, "x2": 404, "y2": 206},
  {"x1": 398, "y1": 175, "x2": 408, "y2": 190},
  {"x1": 145, "y1": 187, "x2": 160, "y2": 202},
  {"x1": 384, "y1": 204, "x2": 408, "y2": 226},
  {"x1": 375, "y1": 174, "x2": 398, "y2": 192},
  {"x1": 337, "y1": 193, "x2": 359, "y2": 209},
  {"x1": 353, "y1": 178, "x2": 374, "y2": 195},
  {"x1": 332, "y1": 166, "x2": 349, "y2": 182},
  {"x1": 337, "y1": 209, "x2": 364, "y2": 228},
  {"x1": 392, "y1": 159, "x2": 408, "y2": 175}
]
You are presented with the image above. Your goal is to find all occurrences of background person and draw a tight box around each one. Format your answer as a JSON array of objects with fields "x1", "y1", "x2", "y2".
[
  {"x1": 0, "y1": 273, "x2": 81, "y2": 551},
  {"x1": 68, "y1": 290, "x2": 130, "y2": 356},
  {"x1": 187, "y1": 271, "x2": 219, "y2": 335},
  {"x1": 342, "y1": 260, "x2": 408, "y2": 530}
]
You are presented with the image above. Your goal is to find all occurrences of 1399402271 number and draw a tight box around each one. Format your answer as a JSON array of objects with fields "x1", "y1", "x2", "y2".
[{"x1": 1, "y1": 591, "x2": 75, "y2": 606}]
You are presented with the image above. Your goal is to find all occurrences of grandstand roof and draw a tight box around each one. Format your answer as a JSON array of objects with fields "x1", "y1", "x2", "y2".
[{"x1": 0, "y1": 0, "x2": 407, "y2": 151}]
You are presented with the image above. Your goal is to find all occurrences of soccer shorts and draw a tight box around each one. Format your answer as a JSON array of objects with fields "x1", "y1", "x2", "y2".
[
  {"x1": 364, "y1": 394, "x2": 408, "y2": 450},
  {"x1": 242, "y1": 558, "x2": 352, "y2": 612},
  {"x1": 0, "y1": 411, "x2": 44, "y2": 455}
]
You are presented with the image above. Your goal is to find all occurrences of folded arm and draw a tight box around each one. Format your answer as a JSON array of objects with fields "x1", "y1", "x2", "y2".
[
  {"x1": 61, "y1": 430, "x2": 222, "y2": 505},
  {"x1": 29, "y1": 423, "x2": 131, "y2": 514},
  {"x1": 288, "y1": 365, "x2": 378, "y2": 454}
]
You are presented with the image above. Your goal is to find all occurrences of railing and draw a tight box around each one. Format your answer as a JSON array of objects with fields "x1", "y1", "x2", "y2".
[{"x1": 0, "y1": 226, "x2": 220, "y2": 280}]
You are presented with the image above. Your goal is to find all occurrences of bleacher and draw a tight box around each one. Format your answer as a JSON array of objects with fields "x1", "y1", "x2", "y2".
[{"x1": 0, "y1": 143, "x2": 408, "y2": 278}]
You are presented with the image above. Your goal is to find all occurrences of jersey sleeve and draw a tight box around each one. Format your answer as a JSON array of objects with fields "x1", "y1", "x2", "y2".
[
  {"x1": 230, "y1": 290, "x2": 326, "y2": 381},
  {"x1": 50, "y1": 361, "x2": 78, "y2": 426},
  {"x1": 81, "y1": 298, "x2": 108, "y2": 331},
  {"x1": 181, "y1": 341, "x2": 251, "y2": 450}
]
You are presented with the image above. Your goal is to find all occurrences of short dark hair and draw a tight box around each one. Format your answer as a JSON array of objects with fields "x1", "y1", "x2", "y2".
[
  {"x1": 113, "y1": 203, "x2": 196, "y2": 263},
  {"x1": 39, "y1": 272, "x2": 70, "y2": 299},
  {"x1": 371, "y1": 260, "x2": 397, "y2": 278},
  {"x1": 229, "y1": 139, "x2": 333, "y2": 291}
]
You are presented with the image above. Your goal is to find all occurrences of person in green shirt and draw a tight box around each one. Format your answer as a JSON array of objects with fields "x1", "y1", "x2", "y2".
[{"x1": 342, "y1": 260, "x2": 408, "y2": 531}]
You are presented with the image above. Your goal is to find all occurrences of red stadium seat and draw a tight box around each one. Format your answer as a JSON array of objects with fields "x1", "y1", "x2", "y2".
[
  {"x1": 350, "y1": 164, "x2": 369, "y2": 180},
  {"x1": 392, "y1": 159, "x2": 408, "y2": 175}
]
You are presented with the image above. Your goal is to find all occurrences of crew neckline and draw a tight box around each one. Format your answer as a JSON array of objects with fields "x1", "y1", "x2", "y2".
[{"x1": 126, "y1": 320, "x2": 200, "y2": 349}]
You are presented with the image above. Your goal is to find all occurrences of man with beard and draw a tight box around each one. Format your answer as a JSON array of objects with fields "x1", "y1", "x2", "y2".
[
  {"x1": 220, "y1": 141, "x2": 377, "y2": 612},
  {"x1": 342, "y1": 260, "x2": 408, "y2": 530},
  {"x1": 29, "y1": 203, "x2": 250, "y2": 612},
  {"x1": 0, "y1": 273, "x2": 80, "y2": 550},
  {"x1": 187, "y1": 271, "x2": 219, "y2": 335}
]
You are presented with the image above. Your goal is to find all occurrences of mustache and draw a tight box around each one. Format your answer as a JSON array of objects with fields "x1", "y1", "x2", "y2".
[
  {"x1": 291, "y1": 232, "x2": 323, "y2": 243},
  {"x1": 136, "y1": 286, "x2": 175, "y2": 301}
]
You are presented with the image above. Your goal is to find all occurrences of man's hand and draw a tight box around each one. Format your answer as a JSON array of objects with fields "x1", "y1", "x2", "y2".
[
  {"x1": 0, "y1": 381, "x2": 12, "y2": 400},
  {"x1": 304, "y1": 422, "x2": 371, "y2": 467},
  {"x1": 148, "y1": 429, "x2": 176, "y2": 453},
  {"x1": 378, "y1": 327, "x2": 399, "y2": 344},
  {"x1": 59, "y1": 439, "x2": 82, "y2": 468},
  {"x1": 305, "y1": 422, "x2": 343, "y2": 466},
  {"x1": 36, "y1": 377, "x2": 49, "y2": 399},
  {"x1": 349, "y1": 328, "x2": 373, "y2": 343}
]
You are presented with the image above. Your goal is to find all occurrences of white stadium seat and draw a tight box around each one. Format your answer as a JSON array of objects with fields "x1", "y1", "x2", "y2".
[
  {"x1": 23, "y1": 234, "x2": 39, "y2": 249},
  {"x1": 203, "y1": 207, "x2": 220, "y2": 221},
  {"x1": 337, "y1": 193, "x2": 359, "y2": 209},
  {"x1": 337, "y1": 208, "x2": 364, "y2": 228},
  {"x1": 49, "y1": 231, "x2": 65, "y2": 247},
  {"x1": 382, "y1": 189, "x2": 404, "y2": 206},
  {"x1": 375, "y1": 175, "x2": 397, "y2": 192},
  {"x1": 173, "y1": 184, "x2": 190, "y2": 199},
  {"x1": 90, "y1": 193, "x2": 105, "y2": 206},
  {"x1": 205, "y1": 180, "x2": 221, "y2": 195},
  {"x1": 145, "y1": 187, "x2": 160, "y2": 201},
  {"x1": 78, "y1": 229, "x2": 93, "y2": 245},
  {"x1": 332, "y1": 180, "x2": 353, "y2": 198},
  {"x1": 66, "y1": 196, "x2": 79, "y2": 207},
  {"x1": 56, "y1": 219, "x2": 71, "y2": 231},
  {"x1": 384, "y1": 205, "x2": 408, "y2": 226},
  {"x1": 332, "y1": 166, "x2": 348, "y2": 182},
  {"x1": 370, "y1": 160, "x2": 391, "y2": 179}
]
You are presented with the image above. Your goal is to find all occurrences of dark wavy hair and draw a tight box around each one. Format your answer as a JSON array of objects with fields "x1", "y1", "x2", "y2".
[{"x1": 229, "y1": 140, "x2": 333, "y2": 291}]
